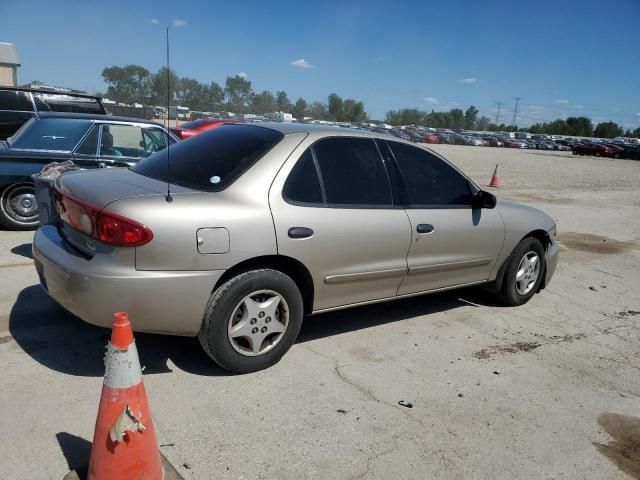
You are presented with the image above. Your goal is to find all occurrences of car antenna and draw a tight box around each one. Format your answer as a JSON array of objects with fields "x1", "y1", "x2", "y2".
[{"x1": 164, "y1": 26, "x2": 173, "y2": 203}]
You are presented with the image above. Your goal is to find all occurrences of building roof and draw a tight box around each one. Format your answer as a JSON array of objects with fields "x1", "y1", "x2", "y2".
[{"x1": 0, "y1": 42, "x2": 20, "y2": 66}]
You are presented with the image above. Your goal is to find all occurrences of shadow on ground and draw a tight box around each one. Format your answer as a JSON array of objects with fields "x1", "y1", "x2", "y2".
[
  {"x1": 11, "y1": 243, "x2": 33, "y2": 259},
  {"x1": 56, "y1": 432, "x2": 91, "y2": 476},
  {"x1": 10, "y1": 284, "x2": 503, "y2": 378},
  {"x1": 593, "y1": 413, "x2": 640, "y2": 480}
]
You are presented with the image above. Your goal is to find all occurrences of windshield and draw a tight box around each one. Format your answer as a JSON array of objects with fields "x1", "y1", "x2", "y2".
[
  {"x1": 131, "y1": 124, "x2": 283, "y2": 191},
  {"x1": 10, "y1": 117, "x2": 92, "y2": 151}
]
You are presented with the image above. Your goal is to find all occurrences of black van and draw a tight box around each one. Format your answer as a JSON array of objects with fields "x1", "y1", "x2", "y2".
[{"x1": 0, "y1": 87, "x2": 107, "y2": 141}]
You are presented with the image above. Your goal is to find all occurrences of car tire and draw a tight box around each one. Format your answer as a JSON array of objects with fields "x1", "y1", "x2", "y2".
[
  {"x1": 0, "y1": 183, "x2": 39, "y2": 231},
  {"x1": 498, "y1": 237, "x2": 546, "y2": 307},
  {"x1": 198, "y1": 269, "x2": 304, "y2": 374}
]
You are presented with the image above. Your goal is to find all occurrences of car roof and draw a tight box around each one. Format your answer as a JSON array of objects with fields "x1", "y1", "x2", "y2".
[
  {"x1": 249, "y1": 121, "x2": 402, "y2": 141},
  {"x1": 35, "y1": 111, "x2": 164, "y2": 127},
  {"x1": 0, "y1": 86, "x2": 102, "y2": 101}
]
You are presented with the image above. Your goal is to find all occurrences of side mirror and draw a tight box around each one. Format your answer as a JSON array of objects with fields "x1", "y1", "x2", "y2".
[{"x1": 473, "y1": 190, "x2": 497, "y2": 209}]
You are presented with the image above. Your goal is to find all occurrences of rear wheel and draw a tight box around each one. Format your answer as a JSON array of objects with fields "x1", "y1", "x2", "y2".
[
  {"x1": 498, "y1": 237, "x2": 546, "y2": 306},
  {"x1": 198, "y1": 269, "x2": 304, "y2": 373},
  {"x1": 0, "y1": 183, "x2": 39, "y2": 230}
]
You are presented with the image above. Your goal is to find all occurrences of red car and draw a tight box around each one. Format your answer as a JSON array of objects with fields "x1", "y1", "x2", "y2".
[
  {"x1": 420, "y1": 133, "x2": 440, "y2": 144},
  {"x1": 170, "y1": 118, "x2": 245, "y2": 139},
  {"x1": 573, "y1": 143, "x2": 614, "y2": 157},
  {"x1": 503, "y1": 138, "x2": 520, "y2": 148}
]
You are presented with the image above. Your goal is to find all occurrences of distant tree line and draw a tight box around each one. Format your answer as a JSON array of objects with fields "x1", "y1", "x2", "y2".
[
  {"x1": 385, "y1": 107, "x2": 639, "y2": 138},
  {"x1": 99, "y1": 65, "x2": 367, "y2": 122}
]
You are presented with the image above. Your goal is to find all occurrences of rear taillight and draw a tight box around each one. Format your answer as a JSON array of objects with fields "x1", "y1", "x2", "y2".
[{"x1": 54, "y1": 189, "x2": 153, "y2": 247}]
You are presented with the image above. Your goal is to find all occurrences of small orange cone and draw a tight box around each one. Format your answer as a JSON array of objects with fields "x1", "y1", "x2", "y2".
[
  {"x1": 488, "y1": 164, "x2": 501, "y2": 188},
  {"x1": 88, "y1": 312, "x2": 163, "y2": 480}
]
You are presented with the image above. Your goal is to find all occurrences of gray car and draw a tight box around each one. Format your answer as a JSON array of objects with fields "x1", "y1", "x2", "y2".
[{"x1": 33, "y1": 123, "x2": 559, "y2": 373}]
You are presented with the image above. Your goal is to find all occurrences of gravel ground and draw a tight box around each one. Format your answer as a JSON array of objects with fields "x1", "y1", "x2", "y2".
[{"x1": 1, "y1": 145, "x2": 639, "y2": 479}]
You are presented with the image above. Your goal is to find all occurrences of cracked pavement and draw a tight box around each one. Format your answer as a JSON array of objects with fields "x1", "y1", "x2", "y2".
[{"x1": 1, "y1": 146, "x2": 639, "y2": 479}]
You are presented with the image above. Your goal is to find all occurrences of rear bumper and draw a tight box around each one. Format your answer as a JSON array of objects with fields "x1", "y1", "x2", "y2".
[
  {"x1": 32, "y1": 225, "x2": 224, "y2": 336},
  {"x1": 544, "y1": 237, "x2": 559, "y2": 287}
]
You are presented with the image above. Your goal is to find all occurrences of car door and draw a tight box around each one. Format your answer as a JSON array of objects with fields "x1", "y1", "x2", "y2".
[
  {"x1": 382, "y1": 141, "x2": 505, "y2": 295},
  {"x1": 269, "y1": 136, "x2": 412, "y2": 312}
]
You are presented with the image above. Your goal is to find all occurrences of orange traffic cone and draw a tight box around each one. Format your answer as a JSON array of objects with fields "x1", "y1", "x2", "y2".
[
  {"x1": 488, "y1": 164, "x2": 501, "y2": 188},
  {"x1": 87, "y1": 312, "x2": 163, "y2": 480}
]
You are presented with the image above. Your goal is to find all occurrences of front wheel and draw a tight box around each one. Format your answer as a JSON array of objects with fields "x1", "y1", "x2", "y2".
[
  {"x1": 198, "y1": 269, "x2": 304, "y2": 373},
  {"x1": 498, "y1": 237, "x2": 546, "y2": 306},
  {"x1": 0, "y1": 183, "x2": 39, "y2": 230}
]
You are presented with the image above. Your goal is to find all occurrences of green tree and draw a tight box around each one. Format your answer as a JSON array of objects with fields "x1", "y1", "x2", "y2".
[
  {"x1": 327, "y1": 93, "x2": 344, "y2": 121},
  {"x1": 224, "y1": 75, "x2": 254, "y2": 113},
  {"x1": 342, "y1": 99, "x2": 367, "y2": 122},
  {"x1": 449, "y1": 108, "x2": 465, "y2": 129},
  {"x1": 476, "y1": 116, "x2": 491, "y2": 131},
  {"x1": 594, "y1": 121, "x2": 623, "y2": 138},
  {"x1": 275, "y1": 91, "x2": 292, "y2": 112},
  {"x1": 307, "y1": 101, "x2": 328, "y2": 120},
  {"x1": 251, "y1": 90, "x2": 276, "y2": 114},
  {"x1": 464, "y1": 105, "x2": 479, "y2": 130},
  {"x1": 565, "y1": 116, "x2": 593, "y2": 137},
  {"x1": 102, "y1": 65, "x2": 153, "y2": 104},
  {"x1": 202, "y1": 82, "x2": 225, "y2": 112},
  {"x1": 150, "y1": 67, "x2": 180, "y2": 106},
  {"x1": 292, "y1": 98, "x2": 308, "y2": 119}
]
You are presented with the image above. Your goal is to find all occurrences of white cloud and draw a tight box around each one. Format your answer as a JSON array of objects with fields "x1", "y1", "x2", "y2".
[
  {"x1": 172, "y1": 19, "x2": 188, "y2": 27},
  {"x1": 555, "y1": 99, "x2": 569, "y2": 104},
  {"x1": 573, "y1": 104, "x2": 584, "y2": 109},
  {"x1": 423, "y1": 97, "x2": 438, "y2": 104},
  {"x1": 150, "y1": 19, "x2": 160, "y2": 25},
  {"x1": 448, "y1": 101, "x2": 460, "y2": 107},
  {"x1": 636, "y1": 112, "x2": 640, "y2": 116},
  {"x1": 290, "y1": 59, "x2": 314, "y2": 69},
  {"x1": 527, "y1": 105, "x2": 545, "y2": 111},
  {"x1": 460, "y1": 77, "x2": 477, "y2": 84},
  {"x1": 237, "y1": 72, "x2": 248, "y2": 79}
]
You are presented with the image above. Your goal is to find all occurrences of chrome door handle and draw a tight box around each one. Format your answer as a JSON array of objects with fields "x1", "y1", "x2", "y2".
[{"x1": 416, "y1": 224, "x2": 435, "y2": 234}]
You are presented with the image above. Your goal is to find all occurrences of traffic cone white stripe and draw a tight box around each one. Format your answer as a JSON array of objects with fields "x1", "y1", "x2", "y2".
[{"x1": 103, "y1": 342, "x2": 143, "y2": 389}]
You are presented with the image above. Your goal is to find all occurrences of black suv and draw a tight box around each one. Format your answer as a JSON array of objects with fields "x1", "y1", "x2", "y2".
[{"x1": 0, "y1": 87, "x2": 107, "y2": 141}]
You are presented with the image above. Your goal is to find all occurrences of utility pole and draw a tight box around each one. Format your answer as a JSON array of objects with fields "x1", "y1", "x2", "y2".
[
  {"x1": 494, "y1": 101, "x2": 503, "y2": 125},
  {"x1": 512, "y1": 97, "x2": 522, "y2": 126}
]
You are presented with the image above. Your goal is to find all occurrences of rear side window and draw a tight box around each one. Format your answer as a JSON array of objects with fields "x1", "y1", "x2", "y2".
[
  {"x1": 388, "y1": 141, "x2": 472, "y2": 207},
  {"x1": 75, "y1": 125, "x2": 99, "y2": 155},
  {"x1": 33, "y1": 93, "x2": 105, "y2": 114},
  {"x1": 313, "y1": 137, "x2": 392, "y2": 207},
  {"x1": 11, "y1": 118, "x2": 91, "y2": 151},
  {"x1": 0, "y1": 90, "x2": 33, "y2": 111},
  {"x1": 283, "y1": 149, "x2": 323, "y2": 204},
  {"x1": 132, "y1": 124, "x2": 283, "y2": 191}
]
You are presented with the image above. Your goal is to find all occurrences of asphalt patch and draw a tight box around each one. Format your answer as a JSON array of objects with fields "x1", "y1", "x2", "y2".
[
  {"x1": 593, "y1": 413, "x2": 640, "y2": 479},
  {"x1": 557, "y1": 232, "x2": 636, "y2": 255}
]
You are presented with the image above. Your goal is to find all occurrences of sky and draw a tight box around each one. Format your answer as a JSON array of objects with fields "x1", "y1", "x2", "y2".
[{"x1": 1, "y1": 0, "x2": 639, "y2": 127}]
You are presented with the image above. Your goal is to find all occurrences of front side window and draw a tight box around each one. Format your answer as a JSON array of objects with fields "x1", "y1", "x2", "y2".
[
  {"x1": 10, "y1": 118, "x2": 91, "y2": 151},
  {"x1": 283, "y1": 149, "x2": 323, "y2": 205},
  {"x1": 388, "y1": 141, "x2": 472, "y2": 207},
  {"x1": 0, "y1": 90, "x2": 33, "y2": 111},
  {"x1": 313, "y1": 137, "x2": 392, "y2": 207},
  {"x1": 100, "y1": 124, "x2": 146, "y2": 158}
]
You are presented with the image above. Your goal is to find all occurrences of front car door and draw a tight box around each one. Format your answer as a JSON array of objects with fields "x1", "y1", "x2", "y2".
[
  {"x1": 269, "y1": 135, "x2": 412, "y2": 312},
  {"x1": 382, "y1": 140, "x2": 505, "y2": 295}
]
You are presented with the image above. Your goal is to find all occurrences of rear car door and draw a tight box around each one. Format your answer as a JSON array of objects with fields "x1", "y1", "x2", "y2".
[
  {"x1": 383, "y1": 141, "x2": 504, "y2": 295},
  {"x1": 269, "y1": 136, "x2": 412, "y2": 311}
]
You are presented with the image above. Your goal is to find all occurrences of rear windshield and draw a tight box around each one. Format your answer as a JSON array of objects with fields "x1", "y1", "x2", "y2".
[
  {"x1": 11, "y1": 117, "x2": 92, "y2": 151},
  {"x1": 131, "y1": 124, "x2": 283, "y2": 191},
  {"x1": 33, "y1": 93, "x2": 106, "y2": 114}
]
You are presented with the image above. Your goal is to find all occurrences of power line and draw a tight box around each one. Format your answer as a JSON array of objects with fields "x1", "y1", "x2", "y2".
[{"x1": 512, "y1": 97, "x2": 523, "y2": 126}]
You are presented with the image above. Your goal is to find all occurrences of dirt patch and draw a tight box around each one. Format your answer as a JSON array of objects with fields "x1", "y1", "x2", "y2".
[
  {"x1": 349, "y1": 346, "x2": 384, "y2": 363},
  {"x1": 594, "y1": 413, "x2": 640, "y2": 479},
  {"x1": 615, "y1": 310, "x2": 640, "y2": 318},
  {"x1": 557, "y1": 232, "x2": 636, "y2": 255},
  {"x1": 510, "y1": 193, "x2": 576, "y2": 205},
  {"x1": 473, "y1": 341, "x2": 541, "y2": 359},
  {"x1": 0, "y1": 335, "x2": 13, "y2": 344}
]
